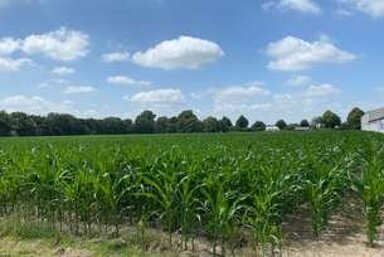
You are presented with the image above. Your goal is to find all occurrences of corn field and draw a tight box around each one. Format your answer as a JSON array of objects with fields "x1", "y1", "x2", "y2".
[{"x1": 0, "y1": 131, "x2": 383, "y2": 256}]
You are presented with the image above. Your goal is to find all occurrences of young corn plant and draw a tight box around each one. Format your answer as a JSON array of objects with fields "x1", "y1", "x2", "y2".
[
  {"x1": 351, "y1": 140, "x2": 384, "y2": 246},
  {"x1": 200, "y1": 173, "x2": 246, "y2": 257}
]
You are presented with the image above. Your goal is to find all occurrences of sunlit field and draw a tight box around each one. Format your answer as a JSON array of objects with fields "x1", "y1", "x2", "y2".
[{"x1": 0, "y1": 131, "x2": 383, "y2": 256}]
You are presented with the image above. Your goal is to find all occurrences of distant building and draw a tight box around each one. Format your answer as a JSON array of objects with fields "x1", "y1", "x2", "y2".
[
  {"x1": 361, "y1": 107, "x2": 384, "y2": 133},
  {"x1": 295, "y1": 126, "x2": 310, "y2": 131},
  {"x1": 266, "y1": 126, "x2": 280, "y2": 132}
]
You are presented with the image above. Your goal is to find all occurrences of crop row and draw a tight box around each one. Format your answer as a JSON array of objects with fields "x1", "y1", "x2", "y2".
[{"x1": 0, "y1": 132, "x2": 383, "y2": 256}]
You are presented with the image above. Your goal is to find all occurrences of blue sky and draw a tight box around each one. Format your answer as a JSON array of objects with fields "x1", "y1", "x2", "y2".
[{"x1": 0, "y1": 0, "x2": 383, "y2": 124}]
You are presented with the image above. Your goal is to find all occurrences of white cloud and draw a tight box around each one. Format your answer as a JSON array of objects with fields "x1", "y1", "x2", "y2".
[
  {"x1": 102, "y1": 51, "x2": 130, "y2": 63},
  {"x1": 0, "y1": 38, "x2": 20, "y2": 55},
  {"x1": 264, "y1": 0, "x2": 321, "y2": 14},
  {"x1": 0, "y1": 94, "x2": 106, "y2": 118},
  {"x1": 306, "y1": 83, "x2": 341, "y2": 97},
  {"x1": 266, "y1": 36, "x2": 356, "y2": 71},
  {"x1": 340, "y1": 0, "x2": 384, "y2": 18},
  {"x1": 132, "y1": 36, "x2": 224, "y2": 70},
  {"x1": 0, "y1": 95, "x2": 76, "y2": 114},
  {"x1": 212, "y1": 82, "x2": 270, "y2": 104},
  {"x1": 286, "y1": 75, "x2": 312, "y2": 87},
  {"x1": 334, "y1": 8, "x2": 354, "y2": 17},
  {"x1": 52, "y1": 66, "x2": 75, "y2": 76},
  {"x1": 38, "y1": 78, "x2": 67, "y2": 89},
  {"x1": 0, "y1": 57, "x2": 33, "y2": 72},
  {"x1": 126, "y1": 88, "x2": 185, "y2": 105},
  {"x1": 22, "y1": 27, "x2": 89, "y2": 61},
  {"x1": 107, "y1": 75, "x2": 151, "y2": 86},
  {"x1": 274, "y1": 93, "x2": 293, "y2": 101},
  {"x1": 62, "y1": 85, "x2": 96, "y2": 95}
]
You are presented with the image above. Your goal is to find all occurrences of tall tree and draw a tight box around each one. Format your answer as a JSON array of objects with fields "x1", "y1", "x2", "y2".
[
  {"x1": 218, "y1": 116, "x2": 233, "y2": 132},
  {"x1": 135, "y1": 110, "x2": 156, "y2": 133},
  {"x1": 322, "y1": 110, "x2": 341, "y2": 129},
  {"x1": 203, "y1": 116, "x2": 220, "y2": 132},
  {"x1": 176, "y1": 110, "x2": 202, "y2": 133},
  {"x1": 155, "y1": 116, "x2": 170, "y2": 133},
  {"x1": 275, "y1": 119, "x2": 287, "y2": 130},
  {"x1": 347, "y1": 107, "x2": 364, "y2": 130},
  {"x1": 235, "y1": 115, "x2": 249, "y2": 130},
  {"x1": 251, "y1": 121, "x2": 266, "y2": 131},
  {"x1": 0, "y1": 111, "x2": 11, "y2": 136},
  {"x1": 300, "y1": 119, "x2": 310, "y2": 127},
  {"x1": 102, "y1": 117, "x2": 127, "y2": 134},
  {"x1": 10, "y1": 112, "x2": 37, "y2": 136}
]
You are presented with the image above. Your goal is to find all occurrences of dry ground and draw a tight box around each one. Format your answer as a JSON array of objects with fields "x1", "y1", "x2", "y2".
[{"x1": 1, "y1": 197, "x2": 383, "y2": 257}]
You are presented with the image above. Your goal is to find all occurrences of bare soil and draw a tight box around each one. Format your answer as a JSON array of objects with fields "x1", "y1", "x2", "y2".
[{"x1": 1, "y1": 196, "x2": 383, "y2": 256}]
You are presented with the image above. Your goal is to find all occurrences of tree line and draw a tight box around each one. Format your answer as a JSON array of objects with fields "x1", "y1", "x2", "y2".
[{"x1": 0, "y1": 107, "x2": 364, "y2": 136}]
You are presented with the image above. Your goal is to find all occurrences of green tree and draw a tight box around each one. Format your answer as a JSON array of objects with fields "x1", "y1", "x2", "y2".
[
  {"x1": 275, "y1": 119, "x2": 287, "y2": 130},
  {"x1": 218, "y1": 116, "x2": 233, "y2": 132},
  {"x1": 322, "y1": 110, "x2": 341, "y2": 129},
  {"x1": 0, "y1": 111, "x2": 11, "y2": 136},
  {"x1": 235, "y1": 115, "x2": 249, "y2": 130},
  {"x1": 251, "y1": 121, "x2": 266, "y2": 131},
  {"x1": 347, "y1": 107, "x2": 364, "y2": 130},
  {"x1": 102, "y1": 117, "x2": 127, "y2": 134},
  {"x1": 176, "y1": 110, "x2": 202, "y2": 133},
  {"x1": 123, "y1": 119, "x2": 133, "y2": 133},
  {"x1": 155, "y1": 116, "x2": 170, "y2": 133},
  {"x1": 10, "y1": 112, "x2": 37, "y2": 136},
  {"x1": 135, "y1": 110, "x2": 156, "y2": 133},
  {"x1": 300, "y1": 119, "x2": 310, "y2": 127},
  {"x1": 203, "y1": 117, "x2": 220, "y2": 132}
]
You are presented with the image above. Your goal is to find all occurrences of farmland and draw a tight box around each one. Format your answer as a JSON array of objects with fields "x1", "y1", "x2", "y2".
[{"x1": 0, "y1": 131, "x2": 384, "y2": 256}]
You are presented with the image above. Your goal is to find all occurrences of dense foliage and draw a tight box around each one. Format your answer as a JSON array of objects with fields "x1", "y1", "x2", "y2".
[
  {"x1": 0, "y1": 107, "x2": 363, "y2": 137},
  {"x1": 0, "y1": 131, "x2": 383, "y2": 256}
]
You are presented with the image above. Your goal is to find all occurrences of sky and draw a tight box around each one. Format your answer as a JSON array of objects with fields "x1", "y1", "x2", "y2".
[{"x1": 0, "y1": 0, "x2": 383, "y2": 124}]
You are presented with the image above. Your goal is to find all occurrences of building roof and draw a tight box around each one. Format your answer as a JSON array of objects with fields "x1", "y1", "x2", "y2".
[{"x1": 363, "y1": 107, "x2": 384, "y2": 122}]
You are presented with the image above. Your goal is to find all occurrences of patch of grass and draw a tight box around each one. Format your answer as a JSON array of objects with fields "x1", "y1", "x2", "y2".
[{"x1": 0, "y1": 217, "x2": 182, "y2": 257}]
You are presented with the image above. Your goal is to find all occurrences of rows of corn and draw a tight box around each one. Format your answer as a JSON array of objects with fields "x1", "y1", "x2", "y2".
[{"x1": 0, "y1": 132, "x2": 383, "y2": 256}]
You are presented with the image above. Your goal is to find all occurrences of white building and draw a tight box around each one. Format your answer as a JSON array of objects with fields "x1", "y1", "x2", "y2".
[
  {"x1": 361, "y1": 107, "x2": 384, "y2": 133},
  {"x1": 266, "y1": 125, "x2": 280, "y2": 132},
  {"x1": 295, "y1": 126, "x2": 310, "y2": 131}
]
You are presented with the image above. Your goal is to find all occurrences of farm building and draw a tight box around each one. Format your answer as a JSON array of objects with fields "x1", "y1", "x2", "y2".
[
  {"x1": 361, "y1": 107, "x2": 384, "y2": 133},
  {"x1": 266, "y1": 126, "x2": 280, "y2": 132},
  {"x1": 295, "y1": 126, "x2": 310, "y2": 131}
]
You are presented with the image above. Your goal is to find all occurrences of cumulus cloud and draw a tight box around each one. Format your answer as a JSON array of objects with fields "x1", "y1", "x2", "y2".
[
  {"x1": 0, "y1": 57, "x2": 33, "y2": 72},
  {"x1": 132, "y1": 36, "x2": 224, "y2": 70},
  {"x1": 264, "y1": 0, "x2": 321, "y2": 14},
  {"x1": 306, "y1": 84, "x2": 341, "y2": 97},
  {"x1": 0, "y1": 38, "x2": 21, "y2": 55},
  {"x1": 0, "y1": 94, "x2": 106, "y2": 118},
  {"x1": 107, "y1": 75, "x2": 151, "y2": 86},
  {"x1": 266, "y1": 36, "x2": 356, "y2": 71},
  {"x1": 102, "y1": 51, "x2": 130, "y2": 63},
  {"x1": 126, "y1": 88, "x2": 185, "y2": 105},
  {"x1": 0, "y1": 95, "x2": 76, "y2": 114},
  {"x1": 286, "y1": 75, "x2": 312, "y2": 87},
  {"x1": 274, "y1": 93, "x2": 293, "y2": 101},
  {"x1": 339, "y1": 0, "x2": 384, "y2": 18},
  {"x1": 22, "y1": 27, "x2": 89, "y2": 61},
  {"x1": 52, "y1": 66, "x2": 75, "y2": 76},
  {"x1": 38, "y1": 78, "x2": 67, "y2": 89},
  {"x1": 211, "y1": 82, "x2": 270, "y2": 105},
  {"x1": 62, "y1": 85, "x2": 96, "y2": 95}
]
